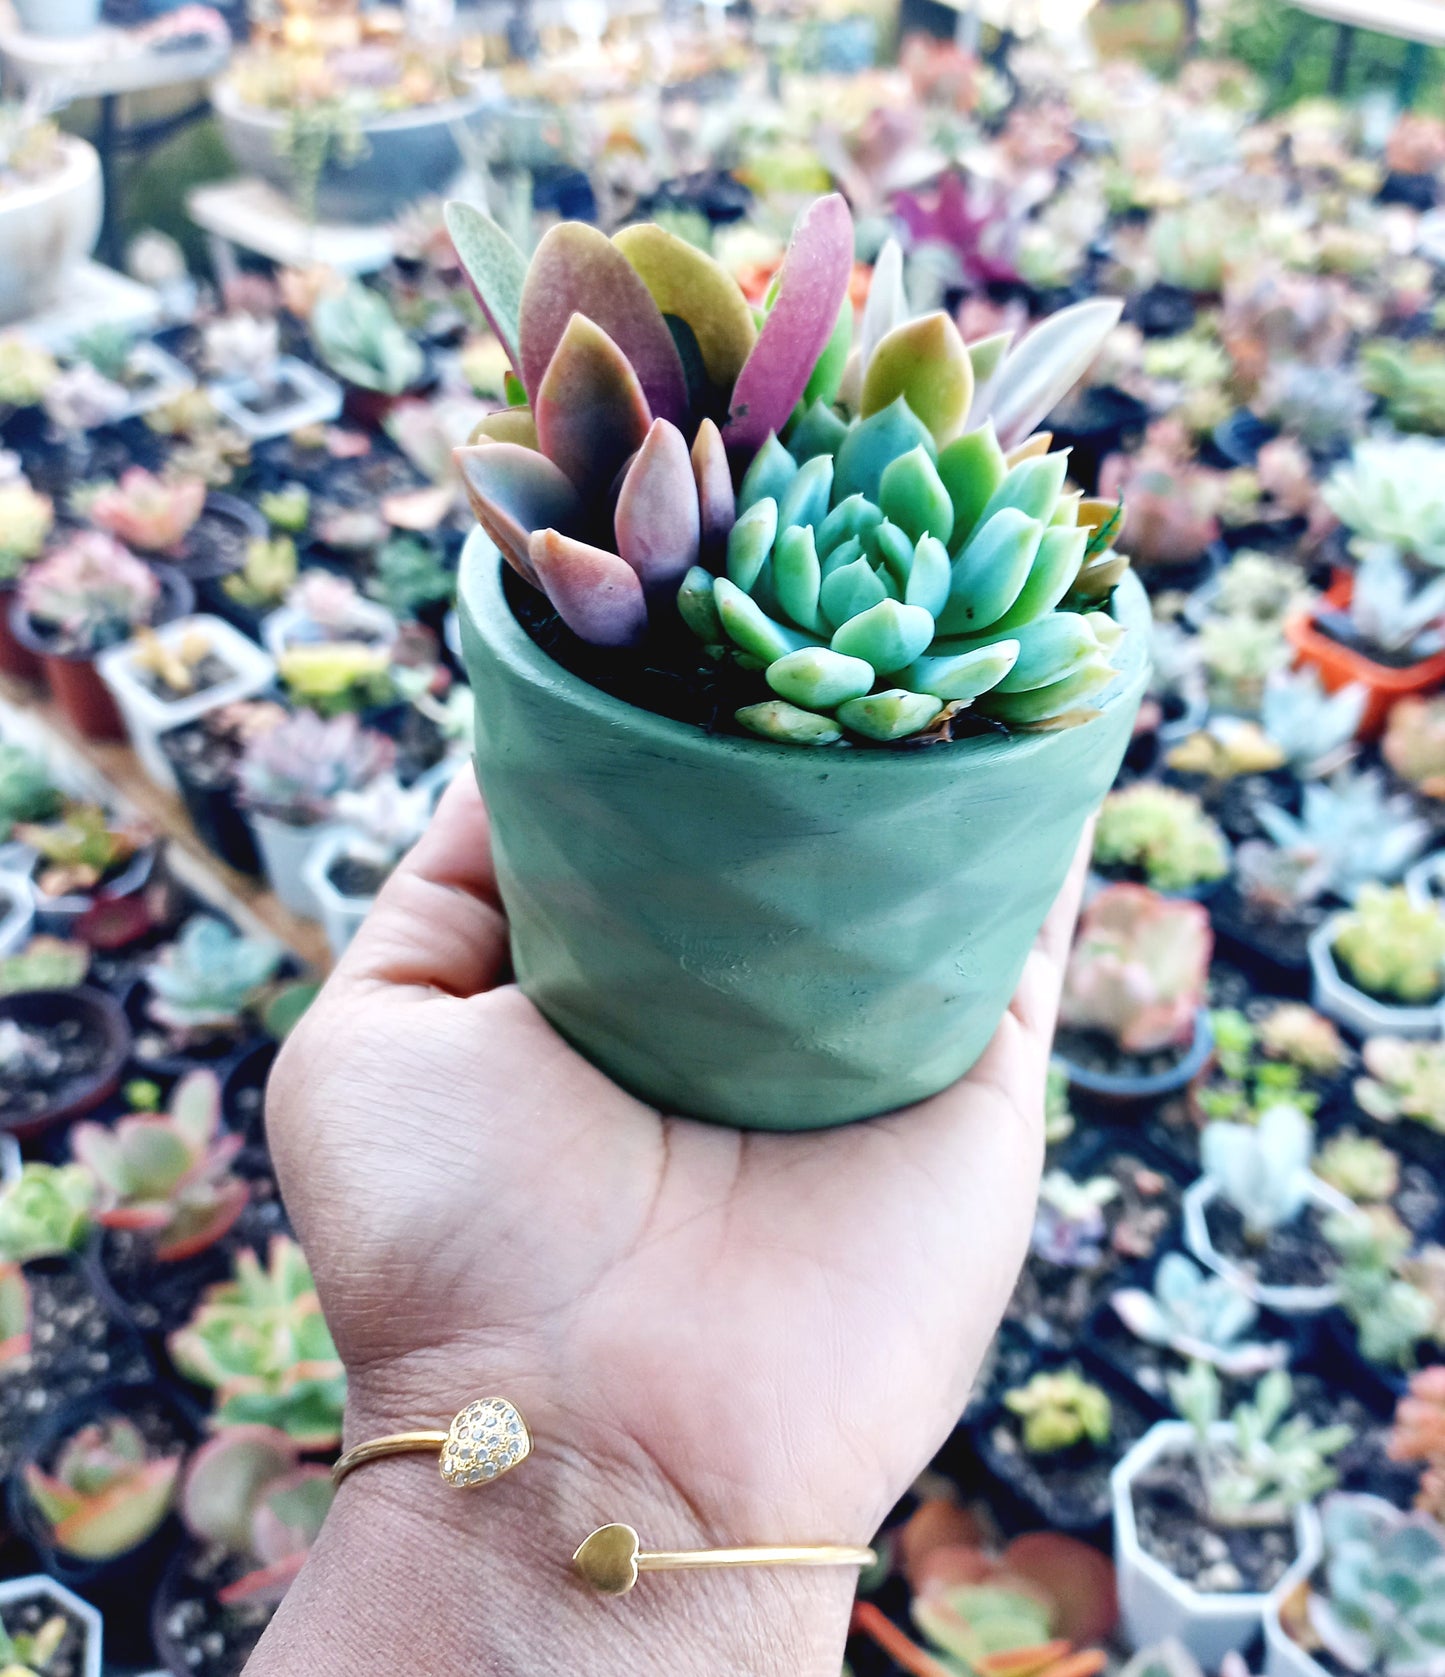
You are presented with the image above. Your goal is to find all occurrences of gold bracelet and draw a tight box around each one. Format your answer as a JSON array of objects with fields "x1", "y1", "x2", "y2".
[
  {"x1": 573, "y1": 1523, "x2": 877, "y2": 1597},
  {"x1": 332, "y1": 1398, "x2": 532, "y2": 1488}
]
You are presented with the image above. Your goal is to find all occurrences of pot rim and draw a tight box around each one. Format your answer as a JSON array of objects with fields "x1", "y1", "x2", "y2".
[
  {"x1": 0, "y1": 134, "x2": 97, "y2": 216},
  {"x1": 458, "y1": 528, "x2": 1153, "y2": 776},
  {"x1": 212, "y1": 78, "x2": 488, "y2": 134}
]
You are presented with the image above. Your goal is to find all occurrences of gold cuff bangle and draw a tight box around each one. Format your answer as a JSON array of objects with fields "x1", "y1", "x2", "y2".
[
  {"x1": 332, "y1": 1398, "x2": 532, "y2": 1489},
  {"x1": 573, "y1": 1523, "x2": 877, "y2": 1597}
]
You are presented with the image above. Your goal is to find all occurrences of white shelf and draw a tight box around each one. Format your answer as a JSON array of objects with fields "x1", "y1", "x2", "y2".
[
  {"x1": 13, "y1": 259, "x2": 162, "y2": 347},
  {"x1": 187, "y1": 178, "x2": 398, "y2": 276}
]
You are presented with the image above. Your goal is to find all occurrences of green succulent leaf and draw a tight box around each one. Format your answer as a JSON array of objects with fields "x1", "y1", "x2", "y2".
[
  {"x1": 678, "y1": 564, "x2": 724, "y2": 641},
  {"x1": 980, "y1": 659, "x2": 1116, "y2": 725},
  {"x1": 899, "y1": 640, "x2": 1020, "y2": 702},
  {"x1": 735, "y1": 700, "x2": 842, "y2": 745},
  {"x1": 976, "y1": 451, "x2": 1070, "y2": 529},
  {"x1": 860, "y1": 311, "x2": 974, "y2": 446},
  {"x1": 773, "y1": 524, "x2": 824, "y2": 632},
  {"x1": 738, "y1": 434, "x2": 798, "y2": 514},
  {"x1": 867, "y1": 519, "x2": 916, "y2": 591},
  {"x1": 443, "y1": 202, "x2": 528, "y2": 377},
  {"x1": 834, "y1": 397, "x2": 936, "y2": 505},
  {"x1": 714, "y1": 577, "x2": 815, "y2": 662},
  {"x1": 879, "y1": 446, "x2": 954, "y2": 548},
  {"x1": 803, "y1": 298, "x2": 854, "y2": 410},
  {"x1": 788, "y1": 399, "x2": 851, "y2": 463},
  {"x1": 836, "y1": 689, "x2": 944, "y2": 740},
  {"x1": 937, "y1": 423, "x2": 1009, "y2": 551},
  {"x1": 778, "y1": 453, "x2": 835, "y2": 533},
  {"x1": 983, "y1": 523, "x2": 1088, "y2": 636},
  {"x1": 936, "y1": 508, "x2": 1044, "y2": 635},
  {"x1": 765, "y1": 646, "x2": 875, "y2": 708},
  {"x1": 992, "y1": 613, "x2": 1103, "y2": 693},
  {"x1": 904, "y1": 534, "x2": 952, "y2": 618},
  {"x1": 818, "y1": 494, "x2": 884, "y2": 557},
  {"x1": 820, "y1": 555, "x2": 890, "y2": 627},
  {"x1": 830, "y1": 598, "x2": 935, "y2": 671},
  {"x1": 726, "y1": 498, "x2": 779, "y2": 591}
]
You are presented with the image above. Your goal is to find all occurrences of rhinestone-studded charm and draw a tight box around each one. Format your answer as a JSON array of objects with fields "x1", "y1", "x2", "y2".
[{"x1": 440, "y1": 1398, "x2": 532, "y2": 1488}]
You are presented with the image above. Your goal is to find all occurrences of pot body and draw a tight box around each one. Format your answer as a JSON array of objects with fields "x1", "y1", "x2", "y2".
[
  {"x1": 0, "y1": 138, "x2": 101, "y2": 320},
  {"x1": 1182, "y1": 1174, "x2": 1352, "y2": 1315},
  {"x1": 1286, "y1": 579, "x2": 1445, "y2": 742},
  {"x1": 303, "y1": 826, "x2": 376, "y2": 959},
  {"x1": 0, "y1": 584, "x2": 43, "y2": 681},
  {"x1": 0, "y1": 1576, "x2": 101, "y2": 1677},
  {"x1": 458, "y1": 532, "x2": 1150, "y2": 1130},
  {"x1": 248, "y1": 811, "x2": 330, "y2": 917}
]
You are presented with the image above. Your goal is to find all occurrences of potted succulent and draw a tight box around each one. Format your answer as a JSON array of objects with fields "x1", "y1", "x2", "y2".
[
  {"x1": 1113, "y1": 1363, "x2": 1343, "y2": 1665},
  {"x1": 0, "y1": 1576, "x2": 102, "y2": 1677},
  {"x1": 262, "y1": 574, "x2": 399, "y2": 718},
  {"x1": 204, "y1": 315, "x2": 342, "y2": 445},
  {"x1": 1264, "y1": 1494, "x2": 1445, "y2": 1677},
  {"x1": 82, "y1": 468, "x2": 266, "y2": 587},
  {"x1": 0, "y1": 985, "x2": 130, "y2": 1142},
  {"x1": 1053, "y1": 882, "x2": 1215, "y2": 1106},
  {"x1": 448, "y1": 194, "x2": 1148, "y2": 1129},
  {"x1": 1098, "y1": 419, "x2": 1225, "y2": 588},
  {"x1": 310, "y1": 282, "x2": 431, "y2": 429},
  {"x1": 10, "y1": 535, "x2": 193, "y2": 741},
  {"x1": 127, "y1": 916, "x2": 284, "y2": 1077},
  {"x1": 1288, "y1": 437, "x2": 1445, "y2": 740},
  {"x1": 1310, "y1": 884, "x2": 1445, "y2": 1040},
  {"x1": 97, "y1": 618, "x2": 276, "y2": 793},
  {"x1": 1092, "y1": 783, "x2": 1230, "y2": 897},
  {"x1": 1184, "y1": 1105, "x2": 1353, "y2": 1315},
  {"x1": 1387, "y1": 1366, "x2": 1445, "y2": 1515},
  {"x1": 301, "y1": 770, "x2": 437, "y2": 959},
  {"x1": 0, "y1": 102, "x2": 101, "y2": 324},
  {"x1": 159, "y1": 700, "x2": 286, "y2": 879},
  {"x1": 0, "y1": 469, "x2": 54, "y2": 681},
  {"x1": 1324, "y1": 1207, "x2": 1445, "y2": 1408},
  {"x1": 14, "y1": 800, "x2": 156, "y2": 937},
  {"x1": 207, "y1": 537, "x2": 299, "y2": 642},
  {"x1": 1355, "y1": 1036, "x2": 1445, "y2": 1172},
  {"x1": 234, "y1": 709, "x2": 395, "y2": 918},
  {"x1": 1387, "y1": 697, "x2": 1445, "y2": 808},
  {"x1": 53, "y1": 326, "x2": 194, "y2": 428}
]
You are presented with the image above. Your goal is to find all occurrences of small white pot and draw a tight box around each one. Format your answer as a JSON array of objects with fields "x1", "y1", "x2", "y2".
[
  {"x1": 74, "y1": 340, "x2": 195, "y2": 426},
  {"x1": 247, "y1": 811, "x2": 332, "y2": 919},
  {"x1": 261, "y1": 598, "x2": 398, "y2": 662},
  {"x1": 97, "y1": 614, "x2": 276, "y2": 793},
  {"x1": 0, "y1": 1576, "x2": 102, "y2": 1677},
  {"x1": 302, "y1": 826, "x2": 377, "y2": 959},
  {"x1": 1308, "y1": 914, "x2": 1445, "y2": 1040},
  {"x1": 0, "y1": 137, "x2": 102, "y2": 324},
  {"x1": 1263, "y1": 1533, "x2": 1327, "y2": 1677},
  {"x1": 0, "y1": 868, "x2": 36, "y2": 956},
  {"x1": 1405, "y1": 850, "x2": 1445, "y2": 912},
  {"x1": 1183, "y1": 1175, "x2": 1352, "y2": 1316},
  {"x1": 1113, "y1": 1420, "x2": 1323, "y2": 1665},
  {"x1": 11, "y1": 0, "x2": 101, "y2": 34},
  {"x1": 209, "y1": 357, "x2": 342, "y2": 442}
]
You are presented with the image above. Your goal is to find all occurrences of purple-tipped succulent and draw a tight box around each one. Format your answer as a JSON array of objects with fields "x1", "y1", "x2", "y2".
[{"x1": 447, "y1": 192, "x2": 1132, "y2": 743}]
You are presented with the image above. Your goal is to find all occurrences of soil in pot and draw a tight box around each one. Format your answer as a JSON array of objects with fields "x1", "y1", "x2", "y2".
[
  {"x1": 0, "y1": 1589, "x2": 93, "y2": 1677},
  {"x1": 153, "y1": 1543, "x2": 276, "y2": 1677},
  {"x1": 1207, "y1": 884, "x2": 1325, "y2": 998},
  {"x1": 1129, "y1": 282, "x2": 1198, "y2": 338},
  {"x1": 160, "y1": 721, "x2": 262, "y2": 877},
  {"x1": 1378, "y1": 169, "x2": 1438, "y2": 210},
  {"x1": 131, "y1": 649, "x2": 238, "y2": 704},
  {"x1": 123, "y1": 980, "x2": 254, "y2": 1077},
  {"x1": 1203, "y1": 1198, "x2": 1338, "y2": 1292},
  {"x1": 168, "y1": 495, "x2": 264, "y2": 585},
  {"x1": 327, "y1": 853, "x2": 389, "y2": 898},
  {"x1": 1310, "y1": 606, "x2": 1444, "y2": 672},
  {"x1": 0, "y1": 990, "x2": 128, "y2": 1139},
  {"x1": 1163, "y1": 769, "x2": 1300, "y2": 849},
  {"x1": 1132, "y1": 1453, "x2": 1299, "y2": 1596},
  {"x1": 1052, "y1": 1022, "x2": 1201, "y2": 1088},
  {"x1": 0, "y1": 1259, "x2": 151, "y2": 1482},
  {"x1": 1291, "y1": 1372, "x2": 1419, "y2": 1502}
]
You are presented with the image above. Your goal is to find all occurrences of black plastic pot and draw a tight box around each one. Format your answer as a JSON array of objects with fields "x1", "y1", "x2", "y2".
[
  {"x1": 221, "y1": 1039, "x2": 277, "y2": 1172},
  {"x1": 1378, "y1": 169, "x2": 1439, "y2": 210},
  {"x1": 1207, "y1": 883, "x2": 1322, "y2": 1000},
  {"x1": 120, "y1": 978, "x2": 261, "y2": 1085},
  {"x1": 165, "y1": 492, "x2": 268, "y2": 585},
  {"x1": 0, "y1": 988, "x2": 132, "y2": 1143},
  {"x1": 1210, "y1": 409, "x2": 1279, "y2": 469},
  {"x1": 1047, "y1": 384, "x2": 1150, "y2": 493},
  {"x1": 160, "y1": 725, "x2": 263, "y2": 877},
  {"x1": 1128, "y1": 282, "x2": 1198, "y2": 338},
  {"x1": 1055, "y1": 1007, "x2": 1216, "y2": 1115}
]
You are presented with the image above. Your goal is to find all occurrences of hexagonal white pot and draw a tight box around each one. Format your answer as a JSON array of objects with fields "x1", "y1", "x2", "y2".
[
  {"x1": 0, "y1": 868, "x2": 35, "y2": 957},
  {"x1": 1406, "y1": 851, "x2": 1445, "y2": 912},
  {"x1": 1308, "y1": 914, "x2": 1445, "y2": 1040},
  {"x1": 0, "y1": 1575, "x2": 102, "y2": 1677},
  {"x1": 209, "y1": 357, "x2": 342, "y2": 443},
  {"x1": 97, "y1": 614, "x2": 276, "y2": 793},
  {"x1": 0, "y1": 137, "x2": 102, "y2": 324},
  {"x1": 1263, "y1": 1534, "x2": 1327, "y2": 1677},
  {"x1": 1114, "y1": 1420, "x2": 1324, "y2": 1666},
  {"x1": 1183, "y1": 1174, "x2": 1353, "y2": 1316}
]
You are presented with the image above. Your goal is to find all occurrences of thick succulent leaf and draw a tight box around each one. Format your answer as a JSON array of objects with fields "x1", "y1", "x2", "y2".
[
  {"x1": 456, "y1": 442, "x2": 583, "y2": 584},
  {"x1": 821, "y1": 556, "x2": 890, "y2": 628},
  {"x1": 529, "y1": 529, "x2": 648, "y2": 647},
  {"x1": 444, "y1": 202, "x2": 527, "y2": 378},
  {"x1": 899, "y1": 640, "x2": 1020, "y2": 702},
  {"x1": 803, "y1": 299, "x2": 853, "y2": 410},
  {"x1": 691, "y1": 418, "x2": 735, "y2": 570},
  {"x1": 727, "y1": 498, "x2": 779, "y2": 591},
  {"x1": 937, "y1": 509, "x2": 1044, "y2": 635},
  {"x1": 723, "y1": 193, "x2": 855, "y2": 453},
  {"x1": 1052, "y1": 489, "x2": 1083, "y2": 527},
  {"x1": 834, "y1": 397, "x2": 936, "y2": 505},
  {"x1": 534, "y1": 314, "x2": 653, "y2": 499},
  {"x1": 985, "y1": 525, "x2": 1088, "y2": 635},
  {"x1": 818, "y1": 494, "x2": 884, "y2": 557},
  {"x1": 614, "y1": 419, "x2": 700, "y2": 593},
  {"x1": 859, "y1": 236, "x2": 908, "y2": 374},
  {"x1": 831, "y1": 598, "x2": 935, "y2": 671},
  {"x1": 905, "y1": 534, "x2": 952, "y2": 618},
  {"x1": 1006, "y1": 433, "x2": 1053, "y2": 466},
  {"x1": 788, "y1": 399, "x2": 850, "y2": 462},
  {"x1": 937, "y1": 423, "x2": 1008, "y2": 552},
  {"x1": 867, "y1": 519, "x2": 915, "y2": 591},
  {"x1": 986, "y1": 299, "x2": 1124, "y2": 450},
  {"x1": 980, "y1": 659, "x2": 1115, "y2": 724},
  {"x1": 861, "y1": 312, "x2": 974, "y2": 447},
  {"x1": 735, "y1": 700, "x2": 842, "y2": 745},
  {"x1": 820, "y1": 534, "x2": 864, "y2": 580},
  {"x1": 837, "y1": 689, "x2": 943, "y2": 740},
  {"x1": 714, "y1": 576, "x2": 816, "y2": 662},
  {"x1": 49, "y1": 1457, "x2": 180, "y2": 1560},
  {"x1": 739, "y1": 434, "x2": 798, "y2": 514},
  {"x1": 779, "y1": 454, "x2": 834, "y2": 533},
  {"x1": 181, "y1": 1427, "x2": 297, "y2": 1550},
  {"x1": 976, "y1": 452, "x2": 1070, "y2": 530},
  {"x1": 766, "y1": 646, "x2": 874, "y2": 709},
  {"x1": 992, "y1": 614, "x2": 1102, "y2": 693},
  {"x1": 612, "y1": 222, "x2": 756, "y2": 391},
  {"x1": 519, "y1": 222, "x2": 687, "y2": 424},
  {"x1": 880, "y1": 446, "x2": 954, "y2": 547},
  {"x1": 678, "y1": 564, "x2": 724, "y2": 642},
  {"x1": 469, "y1": 408, "x2": 539, "y2": 450},
  {"x1": 773, "y1": 524, "x2": 824, "y2": 632}
]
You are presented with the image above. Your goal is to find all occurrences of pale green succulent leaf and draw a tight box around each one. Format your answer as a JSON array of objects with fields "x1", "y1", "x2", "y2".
[
  {"x1": 985, "y1": 524, "x2": 1089, "y2": 636},
  {"x1": 976, "y1": 451, "x2": 1070, "y2": 529},
  {"x1": 904, "y1": 534, "x2": 951, "y2": 618},
  {"x1": 899, "y1": 640, "x2": 1019, "y2": 702},
  {"x1": 936, "y1": 508, "x2": 1044, "y2": 636},
  {"x1": 820, "y1": 533, "x2": 864, "y2": 580},
  {"x1": 937, "y1": 423, "x2": 1008, "y2": 551},
  {"x1": 778, "y1": 453, "x2": 834, "y2": 533},
  {"x1": 834, "y1": 397, "x2": 936, "y2": 505},
  {"x1": 735, "y1": 700, "x2": 842, "y2": 745},
  {"x1": 788, "y1": 399, "x2": 850, "y2": 463},
  {"x1": 836, "y1": 688, "x2": 943, "y2": 740},
  {"x1": 820, "y1": 556, "x2": 889, "y2": 628},
  {"x1": 866, "y1": 519, "x2": 915, "y2": 591},
  {"x1": 772, "y1": 525, "x2": 824, "y2": 633},
  {"x1": 830, "y1": 598, "x2": 935, "y2": 671},
  {"x1": 817, "y1": 494, "x2": 883, "y2": 558},
  {"x1": 713, "y1": 576, "x2": 815, "y2": 662},
  {"x1": 738, "y1": 435, "x2": 797, "y2": 514},
  {"x1": 992, "y1": 613, "x2": 1101, "y2": 693},
  {"x1": 765, "y1": 647, "x2": 875, "y2": 709},
  {"x1": 879, "y1": 446, "x2": 955, "y2": 548},
  {"x1": 726, "y1": 498, "x2": 778, "y2": 591},
  {"x1": 980, "y1": 658, "x2": 1115, "y2": 724},
  {"x1": 678, "y1": 564, "x2": 723, "y2": 642}
]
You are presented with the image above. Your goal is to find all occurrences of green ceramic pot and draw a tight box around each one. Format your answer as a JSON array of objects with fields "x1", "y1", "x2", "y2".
[{"x1": 458, "y1": 530, "x2": 1150, "y2": 1131}]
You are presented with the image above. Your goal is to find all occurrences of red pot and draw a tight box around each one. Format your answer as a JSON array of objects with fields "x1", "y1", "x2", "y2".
[
  {"x1": 0, "y1": 582, "x2": 43, "y2": 682},
  {"x1": 1286, "y1": 574, "x2": 1445, "y2": 742}
]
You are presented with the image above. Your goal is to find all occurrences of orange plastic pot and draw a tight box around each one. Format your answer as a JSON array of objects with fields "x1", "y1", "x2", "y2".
[{"x1": 1286, "y1": 576, "x2": 1445, "y2": 741}]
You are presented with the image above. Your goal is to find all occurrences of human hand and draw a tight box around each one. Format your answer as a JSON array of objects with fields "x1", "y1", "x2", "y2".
[{"x1": 251, "y1": 771, "x2": 1089, "y2": 1677}]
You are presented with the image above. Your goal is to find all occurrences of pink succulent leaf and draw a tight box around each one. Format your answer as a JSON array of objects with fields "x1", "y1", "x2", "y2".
[
  {"x1": 455, "y1": 442, "x2": 584, "y2": 584},
  {"x1": 892, "y1": 174, "x2": 1021, "y2": 287},
  {"x1": 691, "y1": 417, "x2": 736, "y2": 570},
  {"x1": 180, "y1": 1425, "x2": 300, "y2": 1551},
  {"x1": 534, "y1": 314, "x2": 654, "y2": 500},
  {"x1": 986, "y1": 298, "x2": 1124, "y2": 451},
  {"x1": 249, "y1": 1466, "x2": 334, "y2": 1565},
  {"x1": 722, "y1": 193, "x2": 856, "y2": 455},
  {"x1": 518, "y1": 222, "x2": 686, "y2": 425},
  {"x1": 443, "y1": 202, "x2": 527, "y2": 379},
  {"x1": 614, "y1": 419, "x2": 701, "y2": 594},
  {"x1": 529, "y1": 529, "x2": 648, "y2": 648},
  {"x1": 1060, "y1": 884, "x2": 1211, "y2": 1055}
]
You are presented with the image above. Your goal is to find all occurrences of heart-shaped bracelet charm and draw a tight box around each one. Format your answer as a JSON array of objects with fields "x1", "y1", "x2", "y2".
[
  {"x1": 439, "y1": 1398, "x2": 532, "y2": 1488},
  {"x1": 573, "y1": 1524, "x2": 643, "y2": 1595}
]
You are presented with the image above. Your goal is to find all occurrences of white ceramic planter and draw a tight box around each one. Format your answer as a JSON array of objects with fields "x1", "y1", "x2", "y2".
[
  {"x1": 1405, "y1": 850, "x2": 1445, "y2": 912},
  {"x1": 0, "y1": 1575, "x2": 102, "y2": 1677},
  {"x1": 1183, "y1": 1175, "x2": 1352, "y2": 1316},
  {"x1": 247, "y1": 812, "x2": 332, "y2": 919},
  {"x1": 0, "y1": 868, "x2": 36, "y2": 956},
  {"x1": 97, "y1": 614, "x2": 276, "y2": 793},
  {"x1": 302, "y1": 826, "x2": 374, "y2": 958},
  {"x1": 0, "y1": 137, "x2": 102, "y2": 324},
  {"x1": 261, "y1": 597, "x2": 398, "y2": 662},
  {"x1": 1308, "y1": 914, "x2": 1445, "y2": 1040},
  {"x1": 209, "y1": 357, "x2": 342, "y2": 442},
  {"x1": 1263, "y1": 1535, "x2": 1327, "y2": 1677},
  {"x1": 1113, "y1": 1420, "x2": 1324, "y2": 1665},
  {"x1": 11, "y1": 0, "x2": 101, "y2": 34}
]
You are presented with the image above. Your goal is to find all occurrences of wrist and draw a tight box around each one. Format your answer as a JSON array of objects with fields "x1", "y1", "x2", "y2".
[{"x1": 245, "y1": 1360, "x2": 857, "y2": 1677}]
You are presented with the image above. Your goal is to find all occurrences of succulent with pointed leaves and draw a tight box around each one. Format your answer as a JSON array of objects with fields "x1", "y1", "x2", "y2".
[
  {"x1": 1111, "y1": 1253, "x2": 1288, "y2": 1378},
  {"x1": 1356, "y1": 1036, "x2": 1445, "y2": 1133},
  {"x1": 235, "y1": 710, "x2": 395, "y2": 828},
  {"x1": 1333, "y1": 885, "x2": 1445, "y2": 1006},
  {"x1": 18, "y1": 533, "x2": 159, "y2": 653},
  {"x1": 168, "y1": 1236, "x2": 346, "y2": 1448},
  {"x1": 180, "y1": 1426, "x2": 335, "y2": 1607},
  {"x1": 1251, "y1": 770, "x2": 1431, "y2": 906},
  {"x1": 1314, "y1": 1131, "x2": 1400, "y2": 1205},
  {"x1": 1201, "y1": 1104, "x2": 1316, "y2": 1242},
  {"x1": 0, "y1": 1605, "x2": 67, "y2": 1675},
  {"x1": 1031, "y1": 1170, "x2": 1119, "y2": 1269},
  {"x1": 144, "y1": 916, "x2": 283, "y2": 1040},
  {"x1": 1326, "y1": 1207, "x2": 1445, "y2": 1369},
  {"x1": 1259, "y1": 668, "x2": 1366, "y2": 772},
  {"x1": 310, "y1": 282, "x2": 425, "y2": 396},
  {"x1": 22, "y1": 1414, "x2": 181, "y2": 1561},
  {"x1": 1004, "y1": 1367, "x2": 1112, "y2": 1455},
  {"x1": 84, "y1": 467, "x2": 205, "y2": 556},
  {"x1": 0, "y1": 1163, "x2": 93, "y2": 1265},
  {"x1": 1388, "y1": 1366, "x2": 1445, "y2": 1521},
  {"x1": 1093, "y1": 783, "x2": 1228, "y2": 892}
]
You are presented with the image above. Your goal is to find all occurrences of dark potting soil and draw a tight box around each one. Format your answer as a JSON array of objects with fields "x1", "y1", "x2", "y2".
[
  {"x1": 157, "y1": 1546, "x2": 275, "y2": 1677},
  {"x1": 966, "y1": 1322, "x2": 1039, "y2": 1419},
  {"x1": 1208, "y1": 883, "x2": 1326, "y2": 979},
  {"x1": 1204, "y1": 1198, "x2": 1336, "y2": 1290},
  {"x1": 983, "y1": 1382, "x2": 1151, "y2": 1529},
  {"x1": 1312, "y1": 608, "x2": 1439, "y2": 671},
  {"x1": 0, "y1": 1265, "x2": 150, "y2": 1480},
  {"x1": 1132, "y1": 1454, "x2": 1298, "y2": 1594},
  {"x1": 242, "y1": 374, "x2": 312, "y2": 418},
  {"x1": 180, "y1": 504, "x2": 254, "y2": 580},
  {"x1": 163, "y1": 718, "x2": 244, "y2": 793},
  {"x1": 1052, "y1": 1023, "x2": 1195, "y2": 1084},
  {"x1": 1393, "y1": 1160, "x2": 1444, "y2": 1238},
  {"x1": 133, "y1": 652, "x2": 235, "y2": 703},
  {"x1": 0, "y1": 1593, "x2": 92, "y2": 1677},
  {"x1": 327, "y1": 854, "x2": 389, "y2": 898},
  {"x1": 0, "y1": 1018, "x2": 117, "y2": 1128},
  {"x1": 1290, "y1": 1373, "x2": 1419, "y2": 1503}
]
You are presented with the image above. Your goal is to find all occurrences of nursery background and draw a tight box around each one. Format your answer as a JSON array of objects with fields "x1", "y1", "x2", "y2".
[{"x1": 2, "y1": 0, "x2": 1445, "y2": 1670}]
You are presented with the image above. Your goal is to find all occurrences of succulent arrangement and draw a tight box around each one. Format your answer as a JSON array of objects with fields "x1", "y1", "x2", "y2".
[
  {"x1": 235, "y1": 709, "x2": 394, "y2": 828},
  {"x1": 1356, "y1": 1037, "x2": 1445, "y2": 1133},
  {"x1": 311, "y1": 283, "x2": 426, "y2": 397},
  {"x1": 1327, "y1": 1207, "x2": 1445, "y2": 1370},
  {"x1": 1332, "y1": 885, "x2": 1445, "y2": 1006},
  {"x1": 143, "y1": 916, "x2": 283, "y2": 1042},
  {"x1": 0, "y1": 1163, "x2": 93, "y2": 1265},
  {"x1": 17, "y1": 534, "x2": 161, "y2": 653},
  {"x1": 1003, "y1": 1366, "x2": 1113, "y2": 1455},
  {"x1": 15, "y1": 803, "x2": 145, "y2": 898},
  {"x1": 22, "y1": 1415, "x2": 182, "y2": 1561},
  {"x1": 1200, "y1": 1103, "x2": 1317, "y2": 1242},
  {"x1": 1093, "y1": 783, "x2": 1229, "y2": 892},
  {"x1": 82, "y1": 468, "x2": 206, "y2": 557},
  {"x1": 1111, "y1": 1252, "x2": 1287, "y2": 1377}
]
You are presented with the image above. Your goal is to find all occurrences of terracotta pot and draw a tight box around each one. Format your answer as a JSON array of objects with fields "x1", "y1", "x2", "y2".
[
  {"x1": 0, "y1": 582, "x2": 42, "y2": 682},
  {"x1": 1286, "y1": 576, "x2": 1445, "y2": 742},
  {"x1": 457, "y1": 531, "x2": 1150, "y2": 1131}
]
